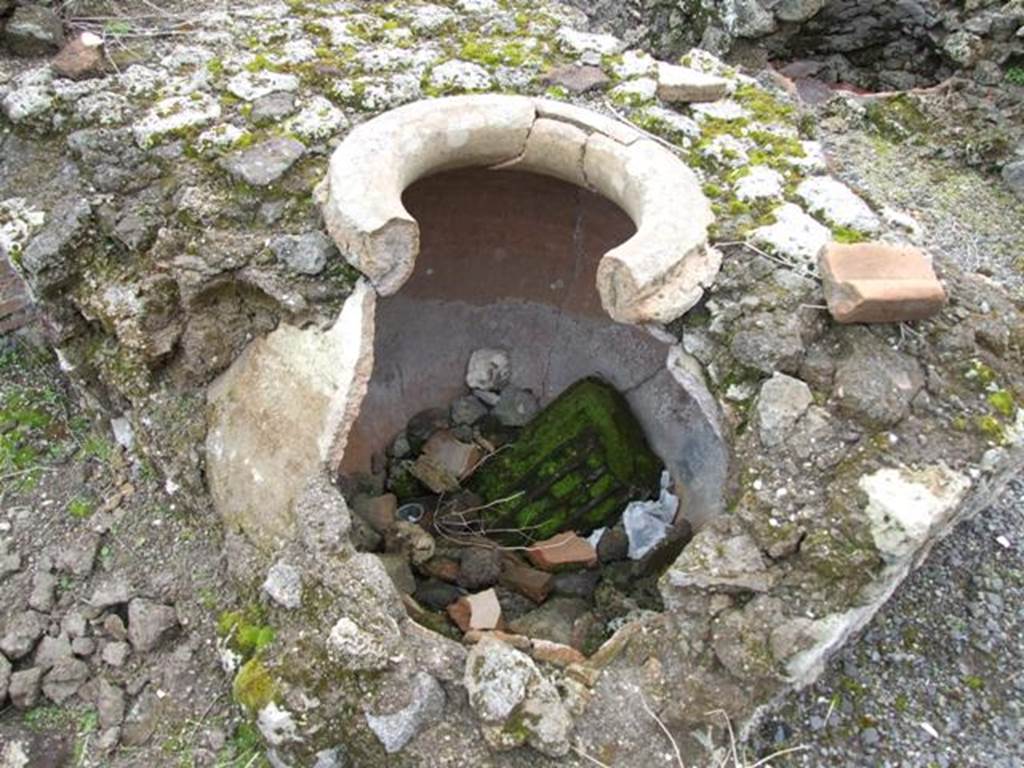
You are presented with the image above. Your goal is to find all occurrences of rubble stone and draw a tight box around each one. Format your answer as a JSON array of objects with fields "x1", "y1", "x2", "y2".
[
  {"x1": 542, "y1": 64, "x2": 610, "y2": 93},
  {"x1": 9, "y1": 668, "x2": 43, "y2": 709},
  {"x1": 3, "y1": 5, "x2": 64, "y2": 57},
  {"x1": 458, "y1": 548, "x2": 502, "y2": 590},
  {"x1": 365, "y1": 671, "x2": 446, "y2": 753},
  {"x1": 1, "y1": 611, "x2": 48, "y2": 660},
  {"x1": 263, "y1": 562, "x2": 303, "y2": 609},
  {"x1": 656, "y1": 62, "x2": 729, "y2": 102},
  {"x1": 220, "y1": 137, "x2": 305, "y2": 186},
  {"x1": 269, "y1": 232, "x2": 334, "y2": 276},
  {"x1": 465, "y1": 348, "x2": 510, "y2": 391},
  {"x1": 52, "y1": 33, "x2": 105, "y2": 80},
  {"x1": 755, "y1": 373, "x2": 814, "y2": 448},
  {"x1": 127, "y1": 599, "x2": 178, "y2": 653},
  {"x1": 42, "y1": 657, "x2": 89, "y2": 704}
]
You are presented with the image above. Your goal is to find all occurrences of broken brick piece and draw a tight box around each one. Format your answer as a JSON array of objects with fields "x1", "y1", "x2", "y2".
[
  {"x1": 499, "y1": 557, "x2": 553, "y2": 604},
  {"x1": 419, "y1": 556, "x2": 461, "y2": 584},
  {"x1": 818, "y1": 242, "x2": 947, "y2": 324},
  {"x1": 446, "y1": 588, "x2": 501, "y2": 632},
  {"x1": 526, "y1": 532, "x2": 597, "y2": 572},
  {"x1": 531, "y1": 639, "x2": 586, "y2": 667}
]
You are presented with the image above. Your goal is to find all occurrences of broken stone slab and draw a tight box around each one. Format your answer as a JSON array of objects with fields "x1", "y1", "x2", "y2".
[
  {"x1": 526, "y1": 532, "x2": 598, "y2": 571},
  {"x1": 755, "y1": 372, "x2": 814, "y2": 448},
  {"x1": 656, "y1": 62, "x2": 729, "y2": 103},
  {"x1": 464, "y1": 636, "x2": 571, "y2": 757},
  {"x1": 206, "y1": 282, "x2": 375, "y2": 550},
  {"x1": 818, "y1": 241, "x2": 947, "y2": 324},
  {"x1": 447, "y1": 588, "x2": 501, "y2": 632},
  {"x1": 859, "y1": 464, "x2": 971, "y2": 563},
  {"x1": 219, "y1": 137, "x2": 305, "y2": 187}
]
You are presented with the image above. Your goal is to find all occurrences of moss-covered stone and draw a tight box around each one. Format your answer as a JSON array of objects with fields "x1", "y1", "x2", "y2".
[
  {"x1": 233, "y1": 658, "x2": 277, "y2": 712},
  {"x1": 468, "y1": 377, "x2": 661, "y2": 542}
]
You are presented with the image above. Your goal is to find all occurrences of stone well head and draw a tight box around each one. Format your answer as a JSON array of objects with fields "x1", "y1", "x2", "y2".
[{"x1": 315, "y1": 94, "x2": 730, "y2": 530}]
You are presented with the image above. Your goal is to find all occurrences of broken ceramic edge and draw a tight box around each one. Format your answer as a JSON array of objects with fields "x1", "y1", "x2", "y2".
[
  {"x1": 319, "y1": 94, "x2": 716, "y2": 326},
  {"x1": 320, "y1": 279, "x2": 377, "y2": 471}
]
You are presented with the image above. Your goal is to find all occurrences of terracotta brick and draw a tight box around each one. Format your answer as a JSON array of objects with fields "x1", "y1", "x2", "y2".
[
  {"x1": 525, "y1": 532, "x2": 597, "y2": 571},
  {"x1": 463, "y1": 629, "x2": 532, "y2": 650},
  {"x1": 818, "y1": 242, "x2": 946, "y2": 324},
  {"x1": 419, "y1": 556, "x2": 461, "y2": 583},
  {"x1": 498, "y1": 557, "x2": 553, "y2": 603}
]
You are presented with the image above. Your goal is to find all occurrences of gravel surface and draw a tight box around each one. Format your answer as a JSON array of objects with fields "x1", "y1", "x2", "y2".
[{"x1": 752, "y1": 480, "x2": 1024, "y2": 767}]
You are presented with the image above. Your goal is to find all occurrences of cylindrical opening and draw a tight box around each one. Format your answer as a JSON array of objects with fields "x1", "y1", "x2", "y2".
[{"x1": 340, "y1": 167, "x2": 726, "y2": 527}]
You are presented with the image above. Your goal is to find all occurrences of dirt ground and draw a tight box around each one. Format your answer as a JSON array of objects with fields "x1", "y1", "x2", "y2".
[{"x1": 0, "y1": 332, "x2": 256, "y2": 768}]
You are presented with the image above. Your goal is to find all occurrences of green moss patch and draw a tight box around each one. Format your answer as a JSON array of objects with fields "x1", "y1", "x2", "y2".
[
  {"x1": 218, "y1": 607, "x2": 276, "y2": 658},
  {"x1": 468, "y1": 377, "x2": 661, "y2": 542},
  {"x1": 233, "y1": 658, "x2": 277, "y2": 712}
]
